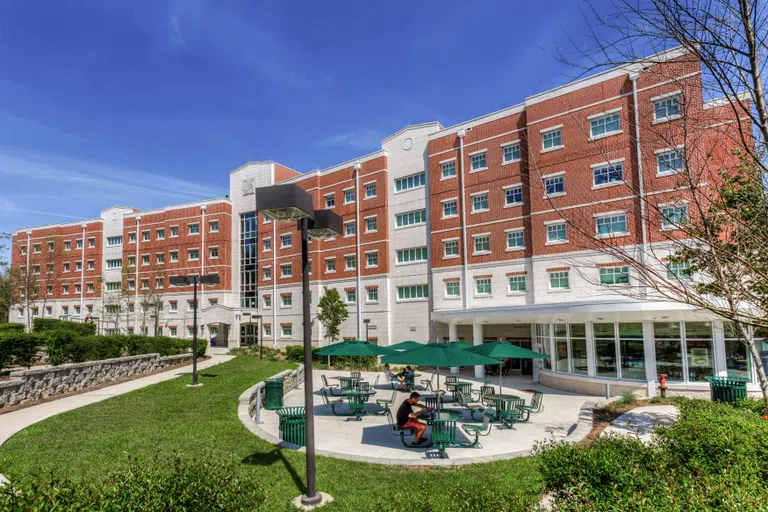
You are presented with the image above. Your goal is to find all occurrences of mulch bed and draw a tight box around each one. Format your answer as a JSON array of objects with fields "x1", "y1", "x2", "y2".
[{"x1": 0, "y1": 355, "x2": 210, "y2": 416}]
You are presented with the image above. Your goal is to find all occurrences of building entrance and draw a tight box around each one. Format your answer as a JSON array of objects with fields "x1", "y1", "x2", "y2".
[{"x1": 240, "y1": 322, "x2": 258, "y2": 347}]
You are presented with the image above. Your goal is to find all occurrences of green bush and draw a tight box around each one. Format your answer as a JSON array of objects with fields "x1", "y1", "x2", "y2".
[
  {"x1": 0, "y1": 455, "x2": 265, "y2": 511},
  {"x1": 0, "y1": 336, "x2": 12, "y2": 371},
  {"x1": 0, "y1": 323, "x2": 24, "y2": 335},
  {"x1": 9, "y1": 332, "x2": 41, "y2": 368},
  {"x1": 736, "y1": 396, "x2": 767, "y2": 415},
  {"x1": 32, "y1": 318, "x2": 96, "y2": 336},
  {"x1": 41, "y1": 328, "x2": 78, "y2": 365}
]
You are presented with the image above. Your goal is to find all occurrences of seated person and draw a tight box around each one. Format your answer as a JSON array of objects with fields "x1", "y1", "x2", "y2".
[
  {"x1": 384, "y1": 364, "x2": 406, "y2": 390},
  {"x1": 396, "y1": 392, "x2": 429, "y2": 445}
]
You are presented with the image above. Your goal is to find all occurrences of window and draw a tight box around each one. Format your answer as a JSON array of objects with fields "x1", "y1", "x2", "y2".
[
  {"x1": 104, "y1": 258, "x2": 122, "y2": 270},
  {"x1": 654, "y1": 322, "x2": 683, "y2": 381},
  {"x1": 209, "y1": 220, "x2": 219, "y2": 233},
  {"x1": 105, "y1": 282, "x2": 121, "y2": 291},
  {"x1": 155, "y1": 277, "x2": 164, "y2": 289},
  {"x1": 470, "y1": 152, "x2": 487, "y2": 171},
  {"x1": 345, "y1": 255, "x2": 356, "y2": 270},
  {"x1": 506, "y1": 230, "x2": 524, "y2": 249},
  {"x1": 33, "y1": 243, "x2": 41, "y2": 254},
  {"x1": 395, "y1": 172, "x2": 426, "y2": 192},
  {"x1": 599, "y1": 266, "x2": 630, "y2": 285},
  {"x1": 157, "y1": 228, "x2": 165, "y2": 240},
  {"x1": 546, "y1": 223, "x2": 567, "y2": 243},
  {"x1": 74, "y1": 305, "x2": 81, "y2": 315},
  {"x1": 596, "y1": 213, "x2": 628, "y2": 237},
  {"x1": 661, "y1": 205, "x2": 688, "y2": 229},
  {"x1": 63, "y1": 262, "x2": 70, "y2": 272},
  {"x1": 46, "y1": 285, "x2": 52, "y2": 296},
  {"x1": 208, "y1": 246, "x2": 218, "y2": 259},
  {"x1": 549, "y1": 271, "x2": 570, "y2": 289},
  {"x1": 325, "y1": 193, "x2": 335, "y2": 208},
  {"x1": 681, "y1": 323, "x2": 714, "y2": 382},
  {"x1": 724, "y1": 322, "x2": 751, "y2": 381},
  {"x1": 170, "y1": 251, "x2": 178, "y2": 262},
  {"x1": 188, "y1": 301, "x2": 196, "y2": 311},
  {"x1": 107, "y1": 236, "x2": 122, "y2": 246},
  {"x1": 142, "y1": 231, "x2": 150, "y2": 242},
  {"x1": 542, "y1": 128, "x2": 562, "y2": 150},
  {"x1": 264, "y1": 238, "x2": 271, "y2": 251},
  {"x1": 544, "y1": 175, "x2": 564, "y2": 196},
  {"x1": 475, "y1": 278, "x2": 492, "y2": 295},
  {"x1": 367, "y1": 287, "x2": 379, "y2": 302},
  {"x1": 326, "y1": 258, "x2": 336, "y2": 273},
  {"x1": 365, "y1": 217, "x2": 377, "y2": 232},
  {"x1": 170, "y1": 327, "x2": 177, "y2": 336},
  {"x1": 156, "y1": 253, "x2": 165, "y2": 264},
  {"x1": 263, "y1": 325, "x2": 271, "y2": 337},
  {"x1": 503, "y1": 143, "x2": 521, "y2": 162},
  {"x1": 127, "y1": 280, "x2": 135, "y2": 291},
  {"x1": 263, "y1": 267, "x2": 271, "y2": 279},
  {"x1": 87, "y1": 260, "x2": 94, "y2": 270},
  {"x1": 590, "y1": 113, "x2": 621, "y2": 137},
  {"x1": 281, "y1": 234, "x2": 292, "y2": 248},
  {"x1": 62, "y1": 306, "x2": 69, "y2": 315},
  {"x1": 142, "y1": 254, "x2": 150, "y2": 266},
  {"x1": 343, "y1": 221, "x2": 355, "y2": 237},
  {"x1": 63, "y1": 284, "x2": 70, "y2": 294},
  {"x1": 473, "y1": 235, "x2": 490, "y2": 254},
  {"x1": 169, "y1": 301, "x2": 177, "y2": 312},
  {"x1": 263, "y1": 214, "x2": 271, "y2": 223},
  {"x1": 281, "y1": 325, "x2": 293, "y2": 337},
  {"x1": 365, "y1": 182, "x2": 377, "y2": 198},
  {"x1": 346, "y1": 289, "x2": 356, "y2": 303},
  {"x1": 344, "y1": 189, "x2": 355, "y2": 204},
  {"x1": 281, "y1": 264, "x2": 292, "y2": 277},
  {"x1": 47, "y1": 241, "x2": 54, "y2": 252},
  {"x1": 667, "y1": 261, "x2": 691, "y2": 281},
  {"x1": 396, "y1": 209, "x2": 427, "y2": 227},
  {"x1": 441, "y1": 160, "x2": 456, "y2": 178},
  {"x1": 657, "y1": 149, "x2": 683, "y2": 175},
  {"x1": 444, "y1": 239, "x2": 459, "y2": 257},
  {"x1": 366, "y1": 252, "x2": 378, "y2": 267},
  {"x1": 264, "y1": 295, "x2": 272, "y2": 308},
  {"x1": 445, "y1": 281, "x2": 460, "y2": 297},
  {"x1": 653, "y1": 94, "x2": 681, "y2": 121},
  {"x1": 76, "y1": 239, "x2": 83, "y2": 249},
  {"x1": 396, "y1": 247, "x2": 428, "y2": 264},
  {"x1": 64, "y1": 241, "x2": 71, "y2": 251},
  {"x1": 472, "y1": 193, "x2": 489, "y2": 212},
  {"x1": 188, "y1": 223, "x2": 200, "y2": 235},
  {"x1": 89, "y1": 237, "x2": 97, "y2": 248},
  {"x1": 188, "y1": 249, "x2": 199, "y2": 261},
  {"x1": 281, "y1": 294, "x2": 292, "y2": 307},
  {"x1": 21, "y1": 245, "x2": 27, "y2": 255},
  {"x1": 141, "y1": 279, "x2": 149, "y2": 290},
  {"x1": 87, "y1": 282, "x2": 94, "y2": 293},
  {"x1": 442, "y1": 200, "x2": 458, "y2": 218},
  {"x1": 170, "y1": 226, "x2": 179, "y2": 237},
  {"x1": 592, "y1": 323, "x2": 617, "y2": 378},
  {"x1": 593, "y1": 162, "x2": 624, "y2": 187},
  {"x1": 32, "y1": 307, "x2": 39, "y2": 317},
  {"x1": 46, "y1": 262, "x2": 54, "y2": 274},
  {"x1": 397, "y1": 284, "x2": 429, "y2": 300},
  {"x1": 504, "y1": 186, "x2": 523, "y2": 206},
  {"x1": 75, "y1": 261, "x2": 82, "y2": 271},
  {"x1": 128, "y1": 232, "x2": 136, "y2": 243},
  {"x1": 188, "y1": 327, "x2": 195, "y2": 337},
  {"x1": 508, "y1": 275, "x2": 526, "y2": 292}
]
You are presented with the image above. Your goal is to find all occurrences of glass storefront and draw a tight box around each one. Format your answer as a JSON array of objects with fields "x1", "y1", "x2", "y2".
[
  {"x1": 594, "y1": 323, "x2": 618, "y2": 378},
  {"x1": 654, "y1": 322, "x2": 684, "y2": 381},
  {"x1": 536, "y1": 324, "x2": 551, "y2": 370},
  {"x1": 685, "y1": 322, "x2": 714, "y2": 382},
  {"x1": 570, "y1": 324, "x2": 588, "y2": 375},
  {"x1": 618, "y1": 323, "x2": 645, "y2": 380},
  {"x1": 554, "y1": 323, "x2": 569, "y2": 373}
]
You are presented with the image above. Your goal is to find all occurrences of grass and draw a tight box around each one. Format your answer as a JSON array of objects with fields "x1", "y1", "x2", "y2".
[{"x1": 0, "y1": 355, "x2": 543, "y2": 511}]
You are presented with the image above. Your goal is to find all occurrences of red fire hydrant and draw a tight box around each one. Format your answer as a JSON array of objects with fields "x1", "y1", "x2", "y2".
[{"x1": 658, "y1": 373, "x2": 668, "y2": 398}]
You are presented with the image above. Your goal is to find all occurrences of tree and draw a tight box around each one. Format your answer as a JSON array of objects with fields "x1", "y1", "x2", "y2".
[
  {"x1": 0, "y1": 232, "x2": 11, "y2": 322},
  {"x1": 541, "y1": 0, "x2": 768, "y2": 412},
  {"x1": 139, "y1": 269, "x2": 166, "y2": 336},
  {"x1": 9, "y1": 240, "x2": 39, "y2": 331},
  {"x1": 316, "y1": 287, "x2": 349, "y2": 343},
  {"x1": 38, "y1": 236, "x2": 62, "y2": 319}
]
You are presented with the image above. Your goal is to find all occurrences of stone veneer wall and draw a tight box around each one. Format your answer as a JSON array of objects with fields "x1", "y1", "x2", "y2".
[
  {"x1": 247, "y1": 365, "x2": 305, "y2": 419},
  {"x1": 0, "y1": 353, "x2": 192, "y2": 409}
]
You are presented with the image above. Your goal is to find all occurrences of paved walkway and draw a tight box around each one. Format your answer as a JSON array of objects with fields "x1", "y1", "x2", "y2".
[{"x1": 602, "y1": 405, "x2": 678, "y2": 443}]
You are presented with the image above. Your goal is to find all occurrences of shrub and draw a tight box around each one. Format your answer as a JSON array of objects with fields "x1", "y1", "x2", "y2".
[
  {"x1": 0, "y1": 336, "x2": 12, "y2": 371},
  {"x1": 9, "y1": 332, "x2": 41, "y2": 368},
  {"x1": 736, "y1": 396, "x2": 767, "y2": 415},
  {"x1": 32, "y1": 318, "x2": 96, "y2": 336},
  {"x1": 0, "y1": 323, "x2": 24, "y2": 335},
  {"x1": 41, "y1": 328, "x2": 78, "y2": 365},
  {"x1": 616, "y1": 390, "x2": 636, "y2": 406},
  {"x1": 0, "y1": 455, "x2": 265, "y2": 511}
]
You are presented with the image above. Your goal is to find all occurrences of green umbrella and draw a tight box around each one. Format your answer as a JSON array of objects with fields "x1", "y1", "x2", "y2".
[
  {"x1": 381, "y1": 343, "x2": 500, "y2": 406},
  {"x1": 315, "y1": 340, "x2": 391, "y2": 357},
  {"x1": 446, "y1": 340, "x2": 471, "y2": 350},
  {"x1": 387, "y1": 340, "x2": 424, "y2": 352},
  {"x1": 466, "y1": 341, "x2": 550, "y2": 393}
]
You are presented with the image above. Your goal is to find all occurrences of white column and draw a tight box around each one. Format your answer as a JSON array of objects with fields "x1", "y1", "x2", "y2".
[
  {"x1": 449, "y1": 323, "x2": 459, "y2": 374},
  {"x1": 642, "y1": 320, "x2": 657, "y2": 392},
  {"x1": 713, "y1": 320, "x2": 727, "y2": 376},
  {"x1": 586, "y1": 321, "x2": 596, "y2": 377},
  {"x1": 473, "y1": 322, "x2": 484, "y2": 379}
]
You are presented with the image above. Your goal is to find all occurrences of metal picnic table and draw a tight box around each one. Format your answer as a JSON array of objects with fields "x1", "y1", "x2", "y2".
[
  {"x1": 342, "y1": 389, "x2": 376, "y2": 420},
  {"x1": 445, "y1": 381, "x2": 473, "y2": 401},
  {"x1": 425, "y1": 409, "x2": 467, "y2": 458},
  {"x1": 338, "y1": 376, "x2": 360, "y2": 392},
  {"x1": 484, "y1": 393, "x2": 523, "y2": 427}
]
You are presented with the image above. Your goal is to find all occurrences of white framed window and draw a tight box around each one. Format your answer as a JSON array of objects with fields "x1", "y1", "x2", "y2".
[
  {"x1": 345, "y1": 255, "x2": 356, "y2": 270},
  {"x1": 263, "y1": 324, "x2": 271, "y2": 337},
  {"x1": 397, "y1": 284, "x2": 428, "y2": 301},
  {"x1": 365, "y1": 182, "x2": 377, "y2": 198},
  {"x1": 471, "y1": 192, "x2": 489, "y2": 213},
  {"x1": 365, "y1": 216, "x2": 377, "y2": 233},
  {"x1": 344, "y1": 188, "x2": 355, "y2": 204},
  {"x1": 127, "y1": 280, "x2": 135, "y2": 291},
  {"x1": 170, "y1": 251, "x2": 178, "y2": 262},
  {"x1": 344, "y1": 221, "x2": 355, "y2": 237},
  {"x1": 170, "y1": 327, "x2": 177, "y2": 336},
  {"x1": 188, "y1": 223, "x2": 200, "y2": 235},
  {"x1": 87, "y1": 260, "x2": 95, "y2": 271},
  {"x1": 209, "y1": 246, "x2": 219, "y2": 259},
  {"x1": 263, "y1": 266, "x2": 272, "y2": 279},
  {"x1": 106, "y1": 259, "x2": 122, "y2": 269},
  {"x1": 156, "y1": 277, "x2": 164, "y2": 289},
  {"x1": 157, "y1": 228, "x2": 165, "y2": 240},
  {"x1": 64, "y1": 241, "x2": 71, "y2": 251},
  {"x1": 542, "y1": 128, "x2": 562, "y2": 150},
  {"x1": 549, "y1": 271, "x2": 570, "y2": 289},
  {"x1": 503, "y1": 142, "x2": 521, "y2": 163},
  {"x1": 262, "y1": 214, "x2": 272, "y2": 223},
  {"x1": 656, "y1": 149, "x2": 683, "y2": 175},
  {"x1": 653, "y1": 94, "x2": 681, "y2": 121},
  {"x1": 188, "y1": 249, "x2": 200, "y2": 261},
  {"x1": 325, "y1": 193, "x2": 335, "y2": 208},
  {"x1": 75, "y1": 261, "x2": 82, "y2": 271},
  {"x1": 63, "y1": 262, "x2": 70, "y2": 272},
  {"x1": 544, "y1": 175, "x2": 565, "y2": 196},
  {"x1": 89, "y1": 237, "x2": 97, "y2": 248},
  {"x1": 32, "y1": 243, "x2": 41, "y2": 254},
  {"x1": 281, "y1": 294, "x2": 292, "y2": 307},
  {"x1": 546, "y1": 222, "x2": 567, "y2": 243},
  {"x1": 63, "y1": 284, "x2": 70, "y2": 294},
  {"x1": 366, "y1": 251, "x2": 378, "y2": 267},
  {"x1": 506, "y1": 229, "x2": 524, "y2": 250},
  {"x1": 281, "y1": 324, "x2": 292, "y2": 337},
  {"x1": 106, "y1": 236, "x2": 122, "y2": 247},
  {"x1": 504, "y1": 185, "x2": 523, "y2": 206},
  {"x1": 142, "y1": 254, "x2": 150, "y2": 266},
  {"x1": 595, "y1": 213, "x2": 628, "y2": 237},
  {"x1": 280, "y1": 264, "x2": 292, "y2": 277},
  {"x1": 443, "y1": 239, "x2": 459, "y2": 258},
  {"x1": 475, "y1": 278, "x2": 492, "y2": 296},
  {"x1": 264, "y1": 295, "x2": 272, "y2": 308},
  {"x1": 141, "y1": 279, "x2": 149, "y2": 290},
  {"x1": 325, "y1": 258, "x2": 336, "y2": 273},
  {"x1": 188, "y1": 327, "x2": 195, "y2": 337},
  {"x1": 600, "y1": 266, "x2": 630, "y2": 285},
  {"x1": 441, "y1": 160, "x2": 456, "y2": 178},
  {"x1": 209, "y1": 220, "x2": 219, "y2": 233},
  {"x1": 47, "y1": 241, "x2": 54, "y2": 252},
  {"x1": 156, "y1": 253, "x2": 165, "y2": 264},
  {"x1": 470, "y1": 151, "x2": 487, "y2": 171},
  {"x1": 661, "y1": 205, "x2": 689, "y2": 229},
  {"x1": 366, "y1": 287, "x2": 379, "y2": 303},
  {"x1": 76, "y1": 239, "x2": 83, "y2": 249},
  {"x1": 508, "y1": 275, "x2": 526, "y2": 292},
  {"x1": 187, "y1": 300, "x2": 196, "y2": 311},
  {"x1": 667, "y1": 261, "x2": 692, "y2": 281},
  {"x1": 473, "y1": 235, "x2": 490, "y2": 254},
  {"x1": 396, "y1": 209, "x2": 427, "y2": 228},
  {"x1": 589, "y1": 112, "x2": 621, "y2": 138},
  {"x1": 592, "y1": 161, "x2": 624, "y2": 187},
  {"x1": 170, "y1": 226, "x2": 179, "y2": 237},
  {"x1": 128, "y1": 232, "x2": 136, "y2": 243},
  {"x1": 442, "y1": 199, "x2": 458, "y2": 218},
  {"x1": 345, "y1": 289, "x2": 356, "y2": 303},
  {"x1": 105, "y1": 281, "x2": 121, "y2": 291},
  {"x1": 396, "y1": 246, "x2": 428, "y2": 264},
  {"x1": 280, "y1": 233, "x2": 292, "y2": 248},
  {"x1": 142, "y1": 231, "x2": 150, "y2": 242},
  {"x1": 445, "y1": 281, "x2": 460, "y2": 297},
  {"x1": 264, "y1": 238, "x2": 272, "y2": 251},
  {"x1": 395, "y1": 172, "x2": 426, "y2": 192}
]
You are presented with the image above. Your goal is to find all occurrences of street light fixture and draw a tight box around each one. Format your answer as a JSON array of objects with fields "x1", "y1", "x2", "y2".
[
  {"x1": 169, "y1": 273, "x2": 219, "y2": 387},
  {"x1": 255, "y1": 183, "x2": 342, "y2": 509}
]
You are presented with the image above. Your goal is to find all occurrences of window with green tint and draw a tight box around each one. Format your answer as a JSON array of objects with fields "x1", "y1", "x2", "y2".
[
  {"x1": 397, "y1": 284, "x2": 429, "y2": 300},
  {"x1": 554, "y1": 323, "x2": 568, "y2": 373},
  {"x1": 654, "y1": 322, "x2": 683, "y2": 381},
  {"x1": 396, "y1": 246, "x2": 428, "y2": 264},
  {"x1": 618, "y1": 322, "x2": 645, "y2": 380},
  {"x1": 395, "y1": 209, "x2": 427, "y2": 228},
  {"x1": 724, "y1": 322, "x2": 751, "y2": 381},
  {"x1": 600, "y1": 266, "x2": 629, "y2": 285},
  {"x1": 536, "y1": 324, "x2": 551, "y2": 370},
  {"x1": 508, "y1": 275, "x2": 526, "y2": 292},
  {"x1": 593, "y1": 323, "x2": 618, "y2": 378},
  {"x1": 395, "y1": 172, "x2": 425, "y2": 192},
  {"x1": 685, "y1": 322, "x2": 714, "y2": 382},
  {"x1": 570, "y1": 323, "x2": 588, "y2": 375}
]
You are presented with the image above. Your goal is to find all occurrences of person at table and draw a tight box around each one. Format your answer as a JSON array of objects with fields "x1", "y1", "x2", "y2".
[
  {"x1": 396, "y1": 391, "x2": 429, "y2": 445},
  {"x1": 384, "y1": 364, "x2": 406, "y2": 391}
]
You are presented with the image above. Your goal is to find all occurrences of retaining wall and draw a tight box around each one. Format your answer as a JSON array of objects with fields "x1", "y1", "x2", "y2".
[{"x1": 247, "y1": 366, "x2": 305, "y2": 419}]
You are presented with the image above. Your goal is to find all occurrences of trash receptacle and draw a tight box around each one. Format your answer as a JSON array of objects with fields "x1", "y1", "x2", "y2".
[
  {"x1": 276, "y1": 407, "x2": 305, "y2": 446},
  {"x1": 265, "y1": 378, "x2": 285, "y2": 410},
  {"x1": 705, "y1": 376, "x2": 748, "y2": 403}
]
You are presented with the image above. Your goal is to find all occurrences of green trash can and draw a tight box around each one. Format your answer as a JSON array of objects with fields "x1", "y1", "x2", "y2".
[
  {"x1": 264, "y1": 378, "x2": 285, "y2": 410},
  {"x1": 705, "y1": 376, "x2": 748, "y2": 403},
  {"x1": 276, "y1": 407, "x2": 306, "y2": 446}
]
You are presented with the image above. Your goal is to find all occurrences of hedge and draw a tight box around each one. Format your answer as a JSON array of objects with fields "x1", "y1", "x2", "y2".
[
  {"x1": 0, "y1": 332, "x2": 41, "y2": 370},
  {"x1": 0, "y1": 323, "x2": 24, "y2": 335},
  {"x1": 33, "y1": 318, "x2": 96, "y2": 336}
]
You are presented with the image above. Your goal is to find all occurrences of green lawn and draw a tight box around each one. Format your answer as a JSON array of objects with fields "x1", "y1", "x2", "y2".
[{"x1": 0, "y1": 356, "x2": 543, "y2": 511}]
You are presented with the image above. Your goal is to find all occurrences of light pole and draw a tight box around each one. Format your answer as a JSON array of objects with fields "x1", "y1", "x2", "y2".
[
  {"x1": 169, "y1": 273, "x2": 220, "y2": 387},
  {"x1": 255, "y1": 184, "x2": 342, "y2": 509}
]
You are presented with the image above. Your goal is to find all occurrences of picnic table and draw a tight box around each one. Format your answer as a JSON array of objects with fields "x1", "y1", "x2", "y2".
[
  {"x1": 338, "y1": 376, "x2": 360, "y2": 392},
  {"x1": 484, "y1": 393, "x2": 522, "y2": 425},
  {"x1": 342, "y1": 389, "x2": 376, "y2": 420},
  {"x1": 425, "y1": 409, "x2": 464, "y2": 458},
  {"x1": 446, "y1": 381, "x2": 473, "y2": 400}
]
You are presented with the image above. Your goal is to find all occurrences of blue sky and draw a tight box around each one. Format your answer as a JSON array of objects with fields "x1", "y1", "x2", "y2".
[{"x1": 0, "y1": 0, "x2": 616, "y2": 247}]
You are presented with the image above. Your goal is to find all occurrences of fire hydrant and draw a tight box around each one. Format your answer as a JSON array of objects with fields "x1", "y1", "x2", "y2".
[{"x1": 658, "y1": 373, "x2": 668, "y2": 398}]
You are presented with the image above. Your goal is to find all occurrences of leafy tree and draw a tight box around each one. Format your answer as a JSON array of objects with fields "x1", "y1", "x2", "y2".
[
  {"x1": 316, "y1": 287, "x2": 349, "y2": 343},
  {"x1": 0, "y1": 232, "x2": 10, "y2": 322}
]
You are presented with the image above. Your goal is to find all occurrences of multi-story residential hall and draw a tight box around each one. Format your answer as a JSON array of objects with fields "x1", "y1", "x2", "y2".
[{"x1": 11, "y1": 47, "x2": 759, "y2": 395}]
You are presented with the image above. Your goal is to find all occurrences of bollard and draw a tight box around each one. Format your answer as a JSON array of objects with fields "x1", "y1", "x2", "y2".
[
  {"x1": 255, "y1": 383, "x2": 263, "y2": 424},
  {"x1": 605, "y1": 382, "x2": 611, "y2": 399}
]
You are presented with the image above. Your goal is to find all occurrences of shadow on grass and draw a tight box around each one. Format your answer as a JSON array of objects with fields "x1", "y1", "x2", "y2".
[
  {"x1": 199, "y1": 373, "x2": 219, "y2": 378},
  {"x1": 242, "y1": 448, "x2": 305, "y2": 494}
]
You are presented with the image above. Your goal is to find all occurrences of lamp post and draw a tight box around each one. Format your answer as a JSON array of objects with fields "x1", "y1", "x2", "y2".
[
  {"x1": 255, "y1": 184, "x2": 342, "y2": 509},
  {"x1": 169, "y1": 273, "x2": 220, "y2": 387}
]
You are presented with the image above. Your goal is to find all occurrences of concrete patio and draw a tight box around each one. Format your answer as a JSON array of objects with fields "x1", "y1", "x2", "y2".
[{"x1": 255, "y1": 368, "x2": 596, "y2": 466}]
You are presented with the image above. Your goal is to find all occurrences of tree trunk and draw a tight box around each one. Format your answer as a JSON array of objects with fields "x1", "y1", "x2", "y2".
[{"x1": 745, "y1": 336, "x2": 768, "y2": 415}]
